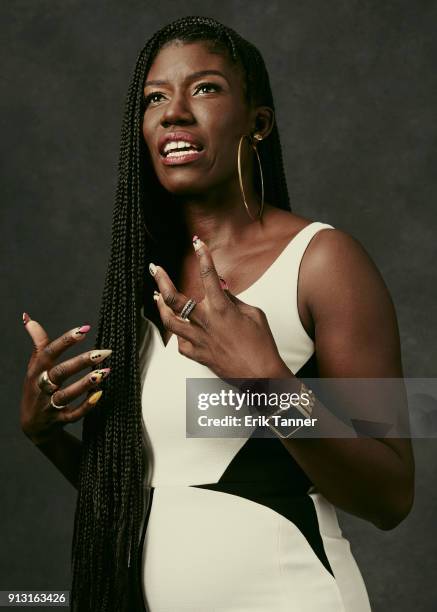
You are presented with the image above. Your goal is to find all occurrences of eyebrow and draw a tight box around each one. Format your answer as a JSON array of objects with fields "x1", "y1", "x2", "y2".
[{"x1": 143, "y1": 70, "x2": 229, "y2": 89}]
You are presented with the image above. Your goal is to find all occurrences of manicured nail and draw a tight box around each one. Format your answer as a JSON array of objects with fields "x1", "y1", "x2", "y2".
[
  {"x1": 88, "y1": 390, "x2": 103, "y2": 405},
  {"x1": 90, "y1": 349, "x2": 112, "y2": 363},
  {"x1": 192, "y1": 235, "x2": 204, "y2": 252},
  {"x1": 219, "y1": 277, "x2": 229, "y2": 290},
  {"x1": 149, "y1": 263, "x2": 157, "y2": 276},
  {"x1": 72, "y1": 324, "x2": 91, "y2": 338},
  {"x1": 90, "y1": 367, "x2": 111, "y2": 383},
  {"x1": 22, "y1": 312, "x2": 31, "y2": 325},
  {"x1": 153, "y1": 291, "x2": 160, "y2": 302}
]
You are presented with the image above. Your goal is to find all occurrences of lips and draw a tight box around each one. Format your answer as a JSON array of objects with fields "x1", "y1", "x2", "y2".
[{"x1": 158, "y1": 131, "x2": 204, "y2": 157}]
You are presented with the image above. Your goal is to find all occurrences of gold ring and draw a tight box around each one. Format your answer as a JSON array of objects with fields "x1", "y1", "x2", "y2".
[
  {"x1": 38, "y1": 370, "x2": 59, "y2": 395},
  {"x1": 50, "y1": 394, "x2": 67, "y2": 410}
]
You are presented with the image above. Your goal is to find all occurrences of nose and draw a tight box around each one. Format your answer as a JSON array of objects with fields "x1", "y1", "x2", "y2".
[{"x1": 160, "y1": 91, "x2": 195, "y2": 128}]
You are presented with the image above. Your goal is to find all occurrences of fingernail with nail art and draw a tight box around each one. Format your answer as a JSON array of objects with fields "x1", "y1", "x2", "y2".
[
  {"x1": 149, "y1": 263, "x2": 157, "y2": 276},
  {"x1": 72, "y1": 324, "x2": 91, "y2": 338},
  {"x1": 192, "y1": 235, "x2": 205, "y2": 252},
  {"x1": 153, "y1": 291, "x2": 160, "y2": 302},
  {"x1": 22, "y1": 312, "x2": 31, "y2": 325},
  {"x1": 88, "y1": 390, "x2": 103, "y2": 405},
  {"x1": 90, "y1": 368, "x2": 111, "y2": 383},
  {"x1": 90, "y1": 349, "x2": 112, "y2": 363}
]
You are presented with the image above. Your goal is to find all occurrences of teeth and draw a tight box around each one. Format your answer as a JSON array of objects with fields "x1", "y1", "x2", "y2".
[
  {"x1": 163, "y1": 140, "x2": 200, "y2": 155},
  {"x1": 166, "y1": 149, "x2": 200, "y2": 158}
]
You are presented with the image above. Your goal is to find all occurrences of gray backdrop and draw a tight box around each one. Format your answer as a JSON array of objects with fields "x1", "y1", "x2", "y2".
[{"x1": 2, "y1": 1, "x2": 436, "y2": 610}]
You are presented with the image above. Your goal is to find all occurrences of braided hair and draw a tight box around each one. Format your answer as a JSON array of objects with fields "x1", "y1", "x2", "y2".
[{"x1": 70, "y1": 15, "x2": 291, "y2": 612}]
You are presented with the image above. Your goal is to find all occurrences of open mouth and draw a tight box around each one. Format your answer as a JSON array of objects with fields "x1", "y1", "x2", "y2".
[
  {"x1": 161, "y1": 143, "x2": 204, "y2": 159},
  {"x1": 160, "y1": 141, "x2": 205, "y2": 165}
]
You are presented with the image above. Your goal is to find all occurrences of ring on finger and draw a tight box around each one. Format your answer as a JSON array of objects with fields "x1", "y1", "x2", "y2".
[
  {"x1": 38, "y1": 370, "x2": 59, "y2": 395},
  {"x1": 179, "y1": 298, "x2": 197, "y2": 321},
  {"x1": 50, "y1": 394, "x2": 67, "y2": 410}
]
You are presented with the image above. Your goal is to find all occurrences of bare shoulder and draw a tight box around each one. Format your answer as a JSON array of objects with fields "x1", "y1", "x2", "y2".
[
  {"x1": 262, "y1": 207, "x2": 391, "y2": 306},
  {"x1": 301, "y1": 227, "x2": 390, "y2": 303},
  {"x1": 304, "y1": 226, "x2": 376, "y2": 269},
  {"x1": 263, "y1": 208, "x2": 386, "y2": 295}
]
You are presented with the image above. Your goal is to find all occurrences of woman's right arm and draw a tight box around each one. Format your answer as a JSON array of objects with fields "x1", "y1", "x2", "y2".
[{"x1": 20, "y1": 314, "x2": 112, "y2": 490}]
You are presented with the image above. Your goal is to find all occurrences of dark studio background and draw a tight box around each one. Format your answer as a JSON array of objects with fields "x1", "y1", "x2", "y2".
[{"x1": 1, "y1": 1, "x2": 436, "y2": 610}]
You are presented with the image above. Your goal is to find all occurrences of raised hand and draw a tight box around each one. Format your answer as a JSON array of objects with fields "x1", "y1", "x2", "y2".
[
  {"x1": 149, "y1": 236, "x2": 289, "y2": 379},
  {"x1": 20, "y1": 314, "x2": 112, "y2": 445}
]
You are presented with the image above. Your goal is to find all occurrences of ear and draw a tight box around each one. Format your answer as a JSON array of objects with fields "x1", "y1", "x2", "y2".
[{"x1": 252, "y1": 106, "x2": 275, "y2": 141}]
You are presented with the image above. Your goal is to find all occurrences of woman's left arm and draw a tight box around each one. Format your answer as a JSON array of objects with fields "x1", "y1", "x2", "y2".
[{"x1": 273, "y1": 228, "x2": 415, "y2": 530}]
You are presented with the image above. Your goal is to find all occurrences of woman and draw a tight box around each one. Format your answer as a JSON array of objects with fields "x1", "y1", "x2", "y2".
[{"x1": 20, "y1": 16, "x2": 414, "y2": 612}]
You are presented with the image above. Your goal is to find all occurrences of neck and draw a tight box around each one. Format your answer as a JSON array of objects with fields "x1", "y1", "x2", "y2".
[{"x1": 173, "y1": 174, "x2": 264, "y2": 254}]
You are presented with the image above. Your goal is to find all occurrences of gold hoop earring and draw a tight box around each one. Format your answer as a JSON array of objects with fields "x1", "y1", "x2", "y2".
[{"x1": 237, "y1": 134, "x2": 265, "y2": 221}]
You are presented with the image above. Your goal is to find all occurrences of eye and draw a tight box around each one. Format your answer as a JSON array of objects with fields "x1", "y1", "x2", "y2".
[
  {"x1": 143, "y1": 92, "x2": 165, "y2": 107},
  {"x1": 195, "y1": 82, "x2": 220, "y2": 95}
]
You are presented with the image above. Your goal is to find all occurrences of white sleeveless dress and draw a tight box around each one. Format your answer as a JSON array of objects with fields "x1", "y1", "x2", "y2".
[{"x1": 138, "y1": 221, "x2": 372, "y2": 612}]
